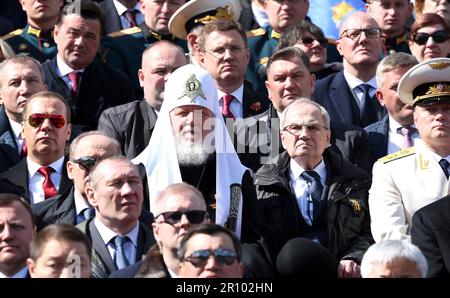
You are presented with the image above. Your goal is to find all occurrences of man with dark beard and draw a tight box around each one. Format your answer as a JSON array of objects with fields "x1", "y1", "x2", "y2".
[{"x1": 133, "y1": 64, "x2": 265, "y2": 245}]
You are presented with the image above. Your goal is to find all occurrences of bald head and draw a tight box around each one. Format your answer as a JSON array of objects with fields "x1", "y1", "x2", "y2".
[{"x1": 139, "y1": 40, "x2": 187, "y2": 111}]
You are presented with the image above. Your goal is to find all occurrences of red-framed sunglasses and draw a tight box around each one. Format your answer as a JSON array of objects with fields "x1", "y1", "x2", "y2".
[{"x1": 28, "y1": 113, "x2": 66, "y2": 128}]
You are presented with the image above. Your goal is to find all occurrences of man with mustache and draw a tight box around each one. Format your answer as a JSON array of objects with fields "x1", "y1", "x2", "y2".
[{"x1": 313, "y1": 11, "x2": 386, "y2": 128}]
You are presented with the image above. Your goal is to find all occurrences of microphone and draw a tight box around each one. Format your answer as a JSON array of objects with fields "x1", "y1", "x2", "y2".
[{"x1": 226, "y1": 183, "x2": 242, "y2": 233}]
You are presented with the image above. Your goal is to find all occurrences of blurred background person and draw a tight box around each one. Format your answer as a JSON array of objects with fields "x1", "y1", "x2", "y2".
[
  {"x1": 408, "y1": 13, "x2": 450, "y2": 62},
  {"x1": 415, "y1": 0, "x2": 450, "y2": 29}
]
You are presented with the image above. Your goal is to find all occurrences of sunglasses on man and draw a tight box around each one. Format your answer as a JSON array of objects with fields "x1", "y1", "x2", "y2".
[
  {"x1": 72, "y1": 156, "x2": 97, "y2": 171},
  {"x1": 182, "y1": 249, "x2": 238, "y2": 268},
  {"x1": 28, "y1": 113, "x2": 66, "y2": 128},
  {"x1": 412, "y1": 30, "x2": 450, "y2": 46},
  {"x1": 155, "y1": 210, "x2": 208, "y2": 225}
]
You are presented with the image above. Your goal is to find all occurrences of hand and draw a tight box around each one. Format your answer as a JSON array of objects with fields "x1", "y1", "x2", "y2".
[{"x1": 338, "y1": 260, "x2": 361, "y2": 278}]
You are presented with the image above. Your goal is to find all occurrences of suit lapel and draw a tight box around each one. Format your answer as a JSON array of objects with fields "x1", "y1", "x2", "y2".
[
  {"x1": 88, "y1": 220, "x2": 116, "y2": 274},
  {"x1": 330, "y1": 72, "x2": 356, "y2": 124}
]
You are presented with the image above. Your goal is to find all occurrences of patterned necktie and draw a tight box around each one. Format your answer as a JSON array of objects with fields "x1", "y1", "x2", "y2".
[
  {"x1": 38, "y1": 166, "x2": 58, "y2": 199},
  {"x1": 439, "y1": 159, "x2": 449, "y2": 179},
  {"x1": 124, "y1": 9, "x2": 137, "y2": 28},
  {"x1": 300, "y1": 171, "x2": 323, "y2": 225},
  {"x1": 358, "y1": 84, "x2": 376, "y2": 127},
  {"x1": 396, "y1": 126, "x2": 417, "y2": 149},
  {"x1": 82, "y1": 207, "x2": 95, "y2": 221},
  {"x1": 114, "y1": 235, "x2": 130, "y2": 270},
  {"x1": 68, "y1": 72, "x2": 79, "y2": 95},
  {"x1": 222, "y1": 94, "x2": 235, "y2": 119}
]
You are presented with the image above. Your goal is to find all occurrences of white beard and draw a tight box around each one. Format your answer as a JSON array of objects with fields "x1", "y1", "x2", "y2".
[{"x1": 176, "y1": 125, "x2": 214, "y2": 166}]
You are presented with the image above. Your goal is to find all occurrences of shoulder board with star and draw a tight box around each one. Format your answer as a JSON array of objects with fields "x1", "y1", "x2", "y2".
[
  {"x1": 2, "y1": 29, "x2": 23, "y2": 40},
  {"x1": 246, "y1": 28, "x2": 266, "y2": 38},
  {"x1": 108, "y1": 26, "x2": 141, "y2": 38},
  {"x1": 379, "y1": 147, "x2": 416, "y2": 164}
]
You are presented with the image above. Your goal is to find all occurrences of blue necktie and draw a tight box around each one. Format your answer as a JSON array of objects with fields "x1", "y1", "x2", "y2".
[
  {"x1": 439, "y1": 159, "x2": 449, "y2": 179},
  {"x1": 82, "y1": 207, "x2": 95, "y2": 221},
  {"x1": 114, "y1": 236, "x2": 130, "y2": 270},
  {"x1": 358, "y1": 84, "x2": 376, "y2": 127},
  {"x1": 300, "y1": 171, "x2": 323, "y2": 225}
]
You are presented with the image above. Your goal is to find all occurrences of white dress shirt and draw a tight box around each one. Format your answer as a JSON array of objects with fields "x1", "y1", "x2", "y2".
[
  {"x1": 217, "y1": 84, "x2": 244, "y2": 119},
  {"x1": 74, "y1": 190, "x2": 91, "y2": 224},
  {"x1": 56, "y1": 55, "x2": 84, "y2": 90},
  {"x1": 343, "y1": 69, "x2": 377, "y2": 108},
  {"x1": 387, "y1": 116, "x2": 422, "y2": 154},
  {"x1": 27, "y1": 156, "x2": 65, "y2": 204},
  {"x1": 94, "y1": 217, "x2": 139, "y2": 264}
]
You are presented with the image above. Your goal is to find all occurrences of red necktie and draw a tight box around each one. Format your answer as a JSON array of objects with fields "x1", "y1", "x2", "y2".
[
  {"x1": 222, "y1": 95, "x2": 235, "y2": 119},
  {"x1": 124, "y1": 9, "x2": 137, "y2": 28},
  {"x1": 38, "y1": 166, "x2": 58, "y2": 199},
  {"x1": 68, "y1": 72, "x2": 79, "y2": 96},
  {"x1": 20, "y1": 141, "x2": 27, "y2": 159}
]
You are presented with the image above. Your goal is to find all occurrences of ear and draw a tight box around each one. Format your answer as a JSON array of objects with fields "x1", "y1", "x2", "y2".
[
  {"x1": 151, "y1": 222, "x2": 162, "y2": 244},
  {"x1": 85, "y1": 182, "x2": 97, "y2": 207},
  {"x1": 264, "y1": 80, "x2": 272, "y2": 101},
  {"x1": 336, "y1": 39, "x2": 344, "y2": 56},
  {"x1": 67, "y1": 161, "x2": 75, "y2": 180},
  {"x1": 280, "y1": 131, "x2": 288, "y2": 150},
  {"x1": 66, "y1": 123, "x2": 71, "y2": 141},
  {"x1": 375, "y1": 89, "x2": 385, "y2": 106},
  {"x1": 26, "y1": 258, "x2": 36, "y2": 277},
  {"x1": 198, "y1": 51, "x2": 206, "y2": 68},
  {"x1": 138, "y1": 69, "x2": 145, "y2": 88}
]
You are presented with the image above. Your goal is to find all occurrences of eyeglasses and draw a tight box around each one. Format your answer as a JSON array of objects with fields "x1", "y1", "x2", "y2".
[
  {"x1": 301, "y1": 36, "x2": 329, "y2": 48},
  {"x1": 340, "y1": 28, "x2": 382, "y2": 40},
  {"x1": 155, "y1": 210, "x2": 207, "y2": 225},
  {"x1": 205, "y1": 45, "x2": 244, "y2": 59},
  {"x1": 182, "y1": 249, "x2": 238, "y2": 267},
  {"x1": 28, "y1": 113, "x2": 66, "y2": 128},
  {"x1": 72, "y1": 156, "x2": 97, "y2": 171},
  {"x1": 412, "y1": 30, "x2": 450, "y2": 45},
  {"x1": 282, "y1": 123, "x2": 329, "y2": 136}
]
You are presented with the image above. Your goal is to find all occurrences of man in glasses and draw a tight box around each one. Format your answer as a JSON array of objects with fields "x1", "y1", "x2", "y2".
[
  {"x1": 0, "y1": 91, "x2": 73, "y2": 205},
  {"x1": 111, "y1": 183, "x2": 210, "y2": 277},
  {"x1": 32, "y1": 131, "x2": 121, "y2": 230},
  {"x1": 0, "y1": 55, "x2": 47, "y2": 173},
  {"x1": 178, "y1": 223, "x2": 243, "y2": 278},
  {"x1": 81, "y1": 156, "x2": 155, "y2": 278},
  {"x1": 314, "y1": 11, "x2": 386, "y2": 128},
  {"x1": 365, "y1": 0, "x2": 414, "y2": 56},
  {"x1": 253, "y1": 98, "x2": 373, "y2": 278},
  {"x1": 198, "y1": 20, "x2": 270, "y2": 120}
]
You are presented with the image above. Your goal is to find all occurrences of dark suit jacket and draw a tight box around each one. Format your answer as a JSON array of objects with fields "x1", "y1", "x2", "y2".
[
  {"x1": 42, "y1": 56, "x2": 135, "y2": 135},
  {"x1": 98, "y1": 100, "x2": 157, "y2": 159},
  {"x1": 108, "y1": 261, "x2": 143, "y2": 278},
  {"x1": 241, "y1": 83, "x2": 270, "y2": 118},
  {"x1": 235, "y1": 105, "x2": 374, "y2": 173},
  {"x1": 364, "y1": 115, "x2": 389, "y2": 161},
  {"x1": 0, "y1": 107, "x2": 20, "y2": 172},
  {"x1": 411, "y1": 195, "x2": 450, "y2": 278},
  {"x1": 77, "y1": 217, "x2": 156, "y2": 278},
  {"x1": 98, "y1": 0, "x2": 122, "y2": 34},
  {"x1": 313, "y1": 70, "x2": 386, "y2": 127},
  {"x1": 32, "y1": 185, "x2": 154, "y2": 231},
  {"x1": 0, "y1": 158, "x2": 73, "y2": 204}
]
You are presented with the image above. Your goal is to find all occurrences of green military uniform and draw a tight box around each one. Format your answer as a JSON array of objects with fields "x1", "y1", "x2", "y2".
[
  {"x1": 1, "y1": 24, "x2": 57, "y2": 63},
  {"x1": 100, "y1": 23, "x2": 188, "y2": 98},
  {"x1": 382, "y1": 30, "x2": 411, "y2": 58},
  {"x1": 246, "y1": 26, "x2": 280, "y2": 94}
]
